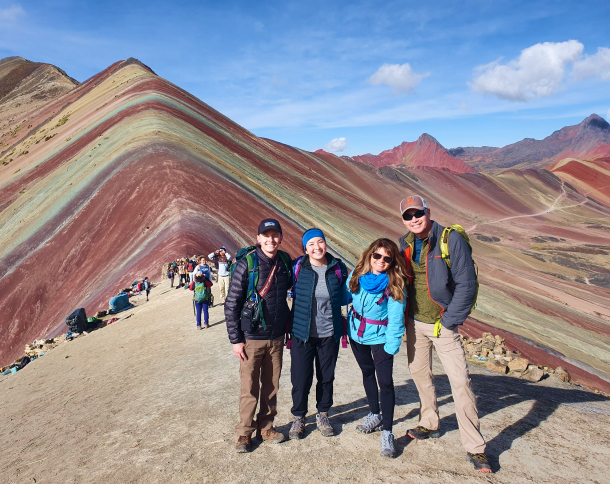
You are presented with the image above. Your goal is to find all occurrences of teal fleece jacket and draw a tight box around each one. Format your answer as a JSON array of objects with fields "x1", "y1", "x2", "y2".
[{"x1": 345, "y1": 271, "x2": 407, "y2": 355}]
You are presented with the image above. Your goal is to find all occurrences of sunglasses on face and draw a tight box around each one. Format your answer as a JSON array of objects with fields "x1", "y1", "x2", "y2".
[
  {"x1": 372, "y1": 253, "x2": 393, "y2": 264},
  {"x1": 402, "y1": 208, "x2": 427, "y2": 221}
]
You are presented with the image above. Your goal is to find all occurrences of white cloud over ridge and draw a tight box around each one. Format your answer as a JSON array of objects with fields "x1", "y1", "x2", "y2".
[
  {"x1": 367, "y1": 63, "x2": 429, "y2": 93},
  {"x1": 471, "y1": 40, "x2": 584, "y2": 102},
  {"x1": 0, "y1": 5, "x2": 25, "y2": 21},
  {"x1": 323, "y1": 137, "x2": 348, "y2": 152},
  {"x1": 573, "y1": 47, "x2": 610, "y2": 81}
]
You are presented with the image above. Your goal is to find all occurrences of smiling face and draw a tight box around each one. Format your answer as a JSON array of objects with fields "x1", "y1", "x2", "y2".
[
  {"x1": 403, "y1": 207, "x2": 432, "y2": 239},
  {"x1": 370, "y1": 247, "x2": 392, "y2": 275},
  {"x1": 257, "y1": 229, "x2": 283, "y2": 258},
  {"x1": 305, "y1": 237, "x2": 328, "y2": 266}
]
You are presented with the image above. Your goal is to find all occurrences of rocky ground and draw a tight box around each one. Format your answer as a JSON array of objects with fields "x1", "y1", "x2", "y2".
[{"x1": 0, "y1": 279, "x2": 608, "y2": 483}]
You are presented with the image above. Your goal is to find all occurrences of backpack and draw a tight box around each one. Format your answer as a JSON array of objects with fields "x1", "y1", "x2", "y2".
[
  {"x1": 438, "y1": 224, "x2": 479, "y2": 312},
  {"x1": 188, "y1": 263, "x2": 194, "y2": 271},
  {"x1": 229, "y1": 246, "x2": 293, "y2": 299},
  {"x1": 193, "y1": 282, "x2": 211, "y2": 302}
]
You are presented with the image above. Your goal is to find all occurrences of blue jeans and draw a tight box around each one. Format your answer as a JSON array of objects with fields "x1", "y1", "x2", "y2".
[{"x1": 194, "y1": 301, "x2": 209, "y2": 326}]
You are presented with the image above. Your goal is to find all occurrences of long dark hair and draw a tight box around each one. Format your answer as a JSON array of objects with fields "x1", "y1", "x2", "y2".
[{"x1": 348, "y1": 238, "x2": 408, "y2": 302}]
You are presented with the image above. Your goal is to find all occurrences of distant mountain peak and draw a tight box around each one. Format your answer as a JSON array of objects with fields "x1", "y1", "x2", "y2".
[{"x1": 582, "y1": 113, "x2": 609, "y2": 131}]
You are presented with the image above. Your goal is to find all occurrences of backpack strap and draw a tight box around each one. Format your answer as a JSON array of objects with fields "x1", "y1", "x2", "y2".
[{"x1": 439, "y1": 227, "x2": 453, "y2": 269}]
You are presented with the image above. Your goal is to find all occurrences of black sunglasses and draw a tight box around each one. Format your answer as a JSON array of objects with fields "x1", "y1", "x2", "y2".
[
  {"x1": 402, "y1": 208, "x2": 427, "y2": 221},
  {"x1": 372, "y1": 253, "x2": 393, "y2": 264}
]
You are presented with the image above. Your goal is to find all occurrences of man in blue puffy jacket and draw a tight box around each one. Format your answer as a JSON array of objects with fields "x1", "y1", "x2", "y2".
[{"x1": 398, "y1": 195, "x2": 492, "y2": 473}]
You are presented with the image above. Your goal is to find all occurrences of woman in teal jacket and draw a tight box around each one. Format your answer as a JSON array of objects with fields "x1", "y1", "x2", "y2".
[{"x1": 346, "y1": 238, "x2": 408, "y2": 458}]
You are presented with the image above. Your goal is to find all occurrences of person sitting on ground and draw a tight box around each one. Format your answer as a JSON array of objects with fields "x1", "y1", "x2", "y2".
[
  {"x1": 398, "y1": 195, "x2": 492, "y2": 472},
  {"x1": 190, "y1": 271, "x2": 213, "y2": 329},
  {"x1": 347, "y1": 238, "x2": 408, "y2": 458},
  {"x1": 208, "y1": 246, "x2": 233, "y2": 304},
  {"x1": 288, "y1": 228, "x2": 348, "y2": 441}
]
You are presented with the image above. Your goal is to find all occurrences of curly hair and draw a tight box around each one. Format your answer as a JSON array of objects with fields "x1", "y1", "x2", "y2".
[{"x1": 348, "y1": 238, "x2": 408, "y2": 302}]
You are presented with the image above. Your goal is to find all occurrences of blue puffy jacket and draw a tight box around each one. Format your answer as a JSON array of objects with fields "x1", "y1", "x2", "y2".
[{"x1": 346, "y1": 271, "x2": 407, "y2": 355}]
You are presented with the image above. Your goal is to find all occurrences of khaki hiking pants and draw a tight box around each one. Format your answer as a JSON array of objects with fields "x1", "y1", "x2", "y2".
[
  {"x1": 407, "y1": 318, "x2": 486, "y2": 454},
  {"x1": 218, "y1": 275, "x2": 230, "y2": 303},
  {"x1": 237, "y1": 337, "x2": 284, "y2": 437}
]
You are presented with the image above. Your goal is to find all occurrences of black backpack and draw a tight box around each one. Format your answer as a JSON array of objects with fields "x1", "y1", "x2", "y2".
[{"x1": 66, "y1": 308, "x2": 87, "y2": 333}]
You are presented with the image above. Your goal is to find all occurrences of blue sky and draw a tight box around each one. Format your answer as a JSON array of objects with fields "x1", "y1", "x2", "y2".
[{"x1": 1, "y1": 0, "x2": 610, "y2": 156}]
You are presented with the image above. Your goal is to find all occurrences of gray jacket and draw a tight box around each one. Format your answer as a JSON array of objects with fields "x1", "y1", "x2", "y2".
[{"x1": 399, "y1": 221, "x2": 477, "y2": 330}]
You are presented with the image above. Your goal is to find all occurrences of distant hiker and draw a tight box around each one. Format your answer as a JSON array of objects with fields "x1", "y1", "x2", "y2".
[
  {"x1": 398, "y1": 195, "x2": 491, "y2": 473},
  {"x1": 347, "y1": 238, "x2": 408, "y2": 458},
  {"x1": 225, "y1": 219, "x2": 293, "y2": 453},
  {"x1": 288, "y1": 228, "x2": 348, "y2": 440},
  {"x1": 190, "y1": 271, "x2": 213, "y2": 329},
  {"x1": 188, "y1": 258, "x2": 196, "y2": 284},
  {"x1": 137, "y1": 280, "x2": 143, "y2": 295},
  {"x1": 168, "y1": 268, "x2": 175, "y2": 288},
  {"x1": 208, "y1": 246, "x2": 232, "y2": 304},
  {"x1": 143, "y1": 277, "x2": 151, "y2": 302},
  {"x1": 195, "y1": 257, "x2": 212, "y2": 284},
  {"x1": 179, "y1": 262, "x2": 187, "y2": 288}
]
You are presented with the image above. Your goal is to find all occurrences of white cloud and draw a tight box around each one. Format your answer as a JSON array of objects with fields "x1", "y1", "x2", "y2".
[
  {"x1": 572, "y1": 47, "x2": 610, "y2": 81},
  {"x1": 470, "y1": 40, "x2": 584, "y2": 102},
  {"x1": 0, "y1": 5, "x2": 25, "y2": 21},
  {"x1": 367, "y1": 63, "x2": 429, "y2": 93},
  {"x1": 323, "y1": 137, "x2": 349, "y2": 152}
]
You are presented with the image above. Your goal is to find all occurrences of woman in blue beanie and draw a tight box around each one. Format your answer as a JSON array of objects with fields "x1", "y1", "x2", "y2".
[
  {"x1": 347, "y1": 238, "x2": 408, "y2": 458},
  {"x1": 288, "y1": 228, "x2": 349, "y2": 440}
]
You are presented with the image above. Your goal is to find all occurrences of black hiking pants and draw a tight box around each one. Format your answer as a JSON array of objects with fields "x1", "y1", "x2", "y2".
[
  {"x1": 350, "y1": 340, "x2": 395, "y2": 431},
  {"x1": 291, "y1": 336, "x2": 339, "y2": 418}
]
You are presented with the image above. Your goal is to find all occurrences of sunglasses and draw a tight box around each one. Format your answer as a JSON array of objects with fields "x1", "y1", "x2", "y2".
[
  {"x1": 372, "y1": 253, "x2": 393, "y2": 264},
  {"x1": 402, "y1": 208, "x2": 427, "y2": 221}
]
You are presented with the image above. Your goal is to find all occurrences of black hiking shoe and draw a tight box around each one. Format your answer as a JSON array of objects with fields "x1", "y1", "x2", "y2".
[
  {"x1": 407, "y1": 425, "x2": 440, "y2": 440},
  {"x1": 467, "y1": 452, "x2": 493, "y2": 473}
]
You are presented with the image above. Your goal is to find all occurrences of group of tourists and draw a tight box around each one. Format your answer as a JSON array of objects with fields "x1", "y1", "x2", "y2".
[
  {"x1": 167, "y1": 257, "x2": 212, "y2": 289},
  {"x1": 224, "y1": 196, "x2": 491, "y2": 473}
]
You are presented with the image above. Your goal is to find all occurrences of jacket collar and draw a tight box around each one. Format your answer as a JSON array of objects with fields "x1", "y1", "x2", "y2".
[
  {"x1": 403, "y1": 220, "x2": 440, "y2": 249},
  {"x1": 301, "y1": 252, "x2": 338, "y2": 270},
  {"x1": 255, "y1": 246, "x2": 278, "y2": 264}
]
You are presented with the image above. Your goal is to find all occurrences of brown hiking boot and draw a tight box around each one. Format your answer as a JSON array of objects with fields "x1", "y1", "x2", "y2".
[
  {"x1": 257, "y1": 427, "x2": 286, "y2": 443},
  {"x1": 316, "y1": 412, "x2": 335, "y2": 437},
  {"x1": 235, "y1": 435, "x2": 251, "y2": 453}
]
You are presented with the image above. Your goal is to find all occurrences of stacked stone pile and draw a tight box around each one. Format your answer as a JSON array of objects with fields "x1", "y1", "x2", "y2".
[{"x1": 461, "y1": 332, "x2": 570, "y2": 384}]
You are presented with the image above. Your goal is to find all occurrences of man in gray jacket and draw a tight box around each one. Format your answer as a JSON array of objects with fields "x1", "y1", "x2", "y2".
[
  {"x1": 208, "y1": 246, "x2": 232, "y2": 304},
  {"x1": 398, "y1": 195, "x2": 492, "y2": 473}
]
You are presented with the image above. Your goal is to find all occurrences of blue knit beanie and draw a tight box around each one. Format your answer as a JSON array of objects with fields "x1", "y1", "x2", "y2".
[{"x1": 302, "y1": 229, "x2": 326, "y2": 250}]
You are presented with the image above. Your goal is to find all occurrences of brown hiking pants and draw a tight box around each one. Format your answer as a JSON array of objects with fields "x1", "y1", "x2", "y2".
[
  {"x1": 407, "y1": 318, "x2": 486, "y2": 454},
  {"x1": 236, "y1": 337, "x2": 284, "y2": 437}
]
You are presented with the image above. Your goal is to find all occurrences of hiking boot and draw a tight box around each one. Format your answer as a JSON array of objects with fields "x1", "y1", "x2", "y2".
[
  {"x1": 204, "y1": 324, "x2": 210, "y2": 329},
  {"x1": 407, "y1": 425, "x2": 440, "y2": 440},
  {"x1": 258, "y1": 427, "x2": 286, "y2": 443},
  {"x1": 316, "y1": 412, "x2": 335, "y2": 437},
  {"x1": 289, "y1": 417, "x2": 305, "y2": 440},
  {"x1": 356, "y1": 412, "x2": 383, "y2": 434},
  {"x1": 380, "y1": 430, "x2": 396, "y2": 458},
  {"x1": 196, "y1": 325, "x2": 202, "y2": 330},
  {"x1": 467, "y1": 452, "x2": 493, "y2": 473},
  {"x1": 235, "y1": 435, "x2": 251, "y2": 453}
]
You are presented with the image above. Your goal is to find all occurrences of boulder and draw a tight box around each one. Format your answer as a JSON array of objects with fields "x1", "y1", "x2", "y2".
[
  {"x1": 508, "y1": 357, "x2": 529, "y2": 372},
  {"x1": 486, "y1": 360, "x2": 507, "y2": 374},
  {"x1": 493, "y1": 344, "x2": 506, "y2": 355},
  {"x1": 466, "y1": 343, "x2": 482, "y2": 355},
  {"x1": 554, "y1": 366, "x2": 571, "y2": 383},
  {"x1": 523, "y1": 365, "x2": 544, "y2": 382}
]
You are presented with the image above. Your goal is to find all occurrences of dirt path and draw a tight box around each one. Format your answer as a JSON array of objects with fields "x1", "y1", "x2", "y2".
[
  {"x1": 467, "y1": 183, "x2": 589, "y2": 232},
  {"x1": 1, "y1": 280, "x2": 608, "y2": 483}
]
